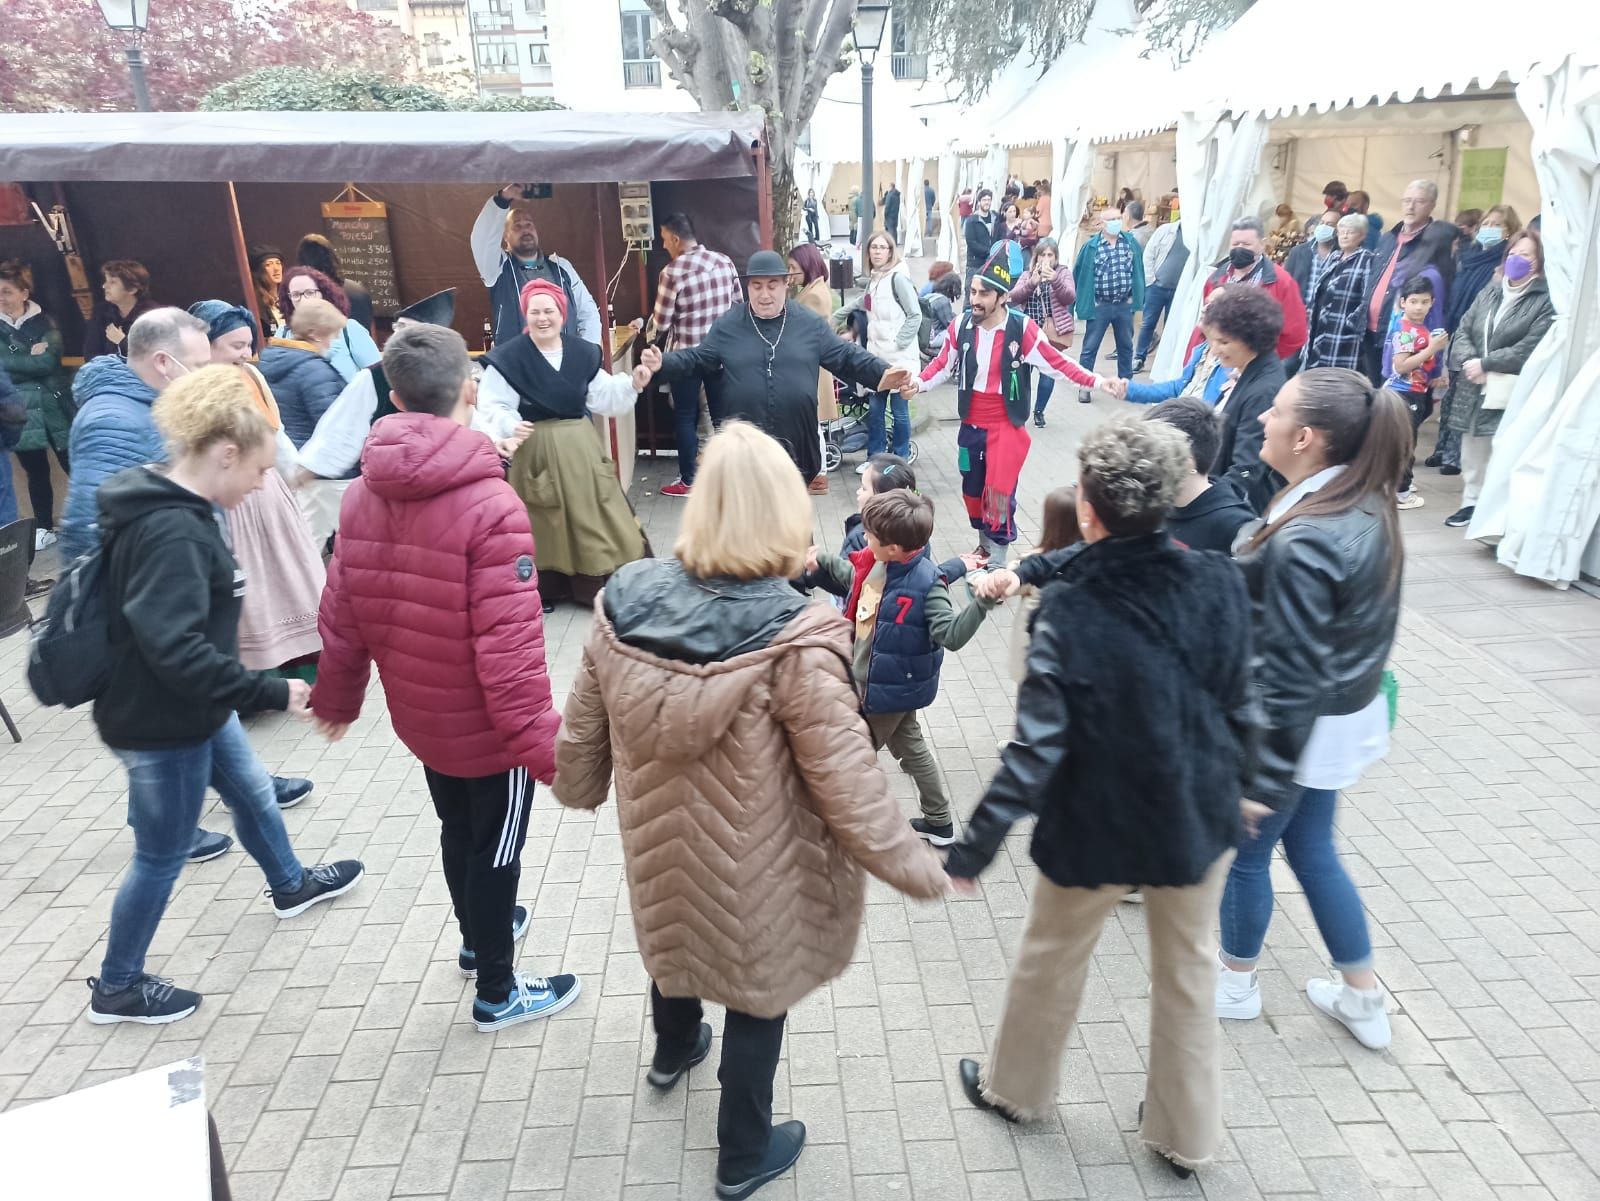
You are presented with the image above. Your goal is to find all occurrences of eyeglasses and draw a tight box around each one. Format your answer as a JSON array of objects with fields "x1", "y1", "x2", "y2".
[{"x1": 288, "y1": 288, "x2": 321, "y2": 301}]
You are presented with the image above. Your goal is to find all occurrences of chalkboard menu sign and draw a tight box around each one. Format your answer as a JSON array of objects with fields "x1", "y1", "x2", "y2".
[{"x1": 321, "y1": 198, "x2": 401, "y2": 317}]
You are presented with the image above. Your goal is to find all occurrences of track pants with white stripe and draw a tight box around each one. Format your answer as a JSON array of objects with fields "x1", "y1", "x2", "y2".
[{"x1": 425, "y1": 765, "x2": 532, "y2": 1003}]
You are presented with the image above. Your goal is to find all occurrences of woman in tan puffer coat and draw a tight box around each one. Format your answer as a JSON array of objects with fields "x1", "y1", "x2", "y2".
[{"x1": 554, "y1": 421, "x2": 947, "y2": 1201}]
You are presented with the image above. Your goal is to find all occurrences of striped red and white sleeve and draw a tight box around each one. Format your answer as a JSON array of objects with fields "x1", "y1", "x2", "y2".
[
  {"x1": 1021, "y1": 318, "x2": 1100, "y2": 389},
  {"x1": 918, "y1": 319, "x2": 961, "y2": 390}
]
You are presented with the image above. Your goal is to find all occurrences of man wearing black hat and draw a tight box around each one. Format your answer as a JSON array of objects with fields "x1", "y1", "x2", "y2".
[
  {"x1": 294, "y1": 289, "x2": 464, "y2": 506},
  {"x1": 905, "y1": 243, "x2": 1109, "y2": 563},
  {"x1": 640, "y1": 251, "x2": 910, "y2": 482}
]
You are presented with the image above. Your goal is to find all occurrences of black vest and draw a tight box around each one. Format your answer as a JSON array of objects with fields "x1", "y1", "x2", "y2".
[
  {"x1": 955, "y1": 308, "x2": 1029, "y2": 428},
  {"x1": 484, "y1": 334, "x2": 603, "y2": 423}
]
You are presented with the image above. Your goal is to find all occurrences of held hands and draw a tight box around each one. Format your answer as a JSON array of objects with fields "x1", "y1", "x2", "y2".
[
  {"x1": 496, "y1": 422, "x2": 535, "y2": 461},
  {"x1": 285, "y1": 680, "x2": 312, "y2": 719},
  {"x1": 958, "y1": 551, "x2": 990, "y2": 574},
  {"x1": 631, "y1": 363, "x2": 653, "y2": 391},
  {"x1": 640, "y1": 346, "x2": 663, "y2": 374},
  {"x1": 1240, "y1": 798, "x2": 1273, "y2": 838},
  {"x1": 879, "y1": 366, "x2": 913, "y2": 395},
  {"x1": 1102, "y1": 377, "x2": 1129, "y2": 401}
]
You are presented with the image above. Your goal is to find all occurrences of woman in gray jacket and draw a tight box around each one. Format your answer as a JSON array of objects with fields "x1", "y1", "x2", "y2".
[{"x1": 1440, "y1": 228, "x2": 1556, "y2": 529}]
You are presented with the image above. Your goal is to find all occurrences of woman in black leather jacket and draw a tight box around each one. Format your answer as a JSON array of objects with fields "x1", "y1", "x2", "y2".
[{"x1": 1215, "y1": 367, "x2": 1410, "y2": 1051}]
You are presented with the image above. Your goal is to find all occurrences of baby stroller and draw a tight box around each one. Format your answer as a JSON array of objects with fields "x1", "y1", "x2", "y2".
[{"x1": 822, "y1": 309, "x2": 920, "y2": 472}]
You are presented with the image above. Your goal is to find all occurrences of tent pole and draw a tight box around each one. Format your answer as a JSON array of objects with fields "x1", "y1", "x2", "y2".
[
  {"x1": 754, "y1": 136, "x2": 774, "y2": 249},
  {"x1": 224, "y1": 182, "x2": 261, "y2": 332}
]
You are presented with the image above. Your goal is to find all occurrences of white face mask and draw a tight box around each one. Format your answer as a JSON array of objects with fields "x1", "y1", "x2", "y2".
[{"x1": 1313, "y1": 224, "x2": 1336, "y2": 244}]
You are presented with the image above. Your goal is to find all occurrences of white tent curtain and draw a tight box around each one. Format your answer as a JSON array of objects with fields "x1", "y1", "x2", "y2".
[
  {"x1": 937, "y1": 155, "x2": 961, "y2": 262},
  {"x1": 903, "y1": 156, "x2": 926, "y2": 256},
  {"x1": 1056, "y1": 138, "x2": 1096, "y2": 258},
  {"x1": 1468, "y1": 55, "x2": 1600, "y2": 585},
  {"x1": 1151, "y1": 111, "x2": 1270, "y2": 380}
]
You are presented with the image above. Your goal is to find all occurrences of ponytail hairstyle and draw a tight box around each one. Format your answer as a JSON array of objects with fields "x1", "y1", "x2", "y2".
[{"x1": 1246, "y1": 367, "x2": 1409, "y2": 591}]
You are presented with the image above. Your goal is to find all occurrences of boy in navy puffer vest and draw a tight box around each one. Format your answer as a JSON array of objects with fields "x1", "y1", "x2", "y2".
[{"x1": 808, "y1": 489, "x2": 999, "y2": 845}]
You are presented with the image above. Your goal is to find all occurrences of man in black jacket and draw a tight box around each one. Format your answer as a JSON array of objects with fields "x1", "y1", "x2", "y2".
[
  {"x1": 1360, "y1": 180, "x2": 1458, "y2": 384},
  {"x1": 640, "y1": 252, "x2": 909, "y2": 481},
  {"x1": 945, "y1": 417, "x2": 1254, "y2": 1176},
  {"x1": 963, "y1": 189, "x2": 996, "y2": 298}
]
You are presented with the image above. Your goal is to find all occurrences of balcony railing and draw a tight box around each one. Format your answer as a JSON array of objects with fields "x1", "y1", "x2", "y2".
[
  {"x1": 890, "y1": 52, "x2": 928, "y2": 81},
  {"x1": 356, "y1": 0, "x2": 398, "y2": 10},
  {"x1": 623, "y1": 59, "x2": 660, "y2": 88}
]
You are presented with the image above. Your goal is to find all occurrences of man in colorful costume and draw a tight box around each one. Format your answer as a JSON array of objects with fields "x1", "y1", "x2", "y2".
[{"x1": 904, "y1": 243, "x2": 1109, "y2": 563}]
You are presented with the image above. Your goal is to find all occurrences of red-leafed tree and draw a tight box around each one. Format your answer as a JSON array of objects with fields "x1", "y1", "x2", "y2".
[{"x1": 0, "y1": 0, "x2": 417, "y2": 113}]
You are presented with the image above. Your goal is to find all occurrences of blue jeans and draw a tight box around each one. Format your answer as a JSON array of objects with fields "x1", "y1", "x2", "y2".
[
  {"x1": 670, "y1": 376, "x2": 703, "y2": 485},
  {"x1": 1136, "y1": 284, "x2": 1176, "y2": 361},
  {"x1": 1033, "y1": 375, "x2": 1055, "y2": 416},
  {"x1": 867, "y1": 390, "x2": 911, "y2": 458},
  {"x1": 1218, "y1": 786, "x2": 1373, "y2": 972},
  {"x1": 0, "y1": 452, "x2": 17, "y2": 527},
  {"x1": 101, "y1": 714, "x2": 304, "y2": 990},
  {"x1": 1080, "y1": 301, "x2": 1134, "y2": 381}
]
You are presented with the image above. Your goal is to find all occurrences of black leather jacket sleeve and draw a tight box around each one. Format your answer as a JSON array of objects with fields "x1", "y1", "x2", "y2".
[
  {"x1": 1249, "y1": 525, "x2": 1343, "y2": 811},
  {"x1": 944, "y1": 604, "x2": 1071, "y2": 879}
]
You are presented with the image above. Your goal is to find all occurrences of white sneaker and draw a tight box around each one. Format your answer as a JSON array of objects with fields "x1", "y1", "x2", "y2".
[
  {"x1": 1215, "y1": 954, "x2": 1261, "y2": 1020},
  {"x1": 1306, "y1": 977, "x2": 1391, "y2": 1049},
  {"x1": 855, "y1": 461, "x2": 871, "y2": 475},
  {"x1": 34, "y1": 528, "x2": 57, "y2": 551},
  {"x1": 1396, "y1": 491, "x2": 1426, "y2": 510}
]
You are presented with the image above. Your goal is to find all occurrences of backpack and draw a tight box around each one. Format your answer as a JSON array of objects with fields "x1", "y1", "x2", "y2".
[{"x1": 27, "y1": 537, "x2": 114, "y2": 709}]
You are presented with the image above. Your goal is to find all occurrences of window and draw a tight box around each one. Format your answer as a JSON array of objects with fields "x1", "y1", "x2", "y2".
[
  {"x1": 890, "y1": 15, "x2": 927, "y2": 80},
  {"x1": 477, "y1": 34, "x2": 518, "y2": 68},
  {"x1": 620, "y1": 9, "x2": 659, "y2": 88},
  {"x1": 472, "y1": 0, "x2": 509, "y2": 29},
  {"x1": 423, "y1": 31, "x2": 446, "y2": 66},
  {"x1": 527, "y1": 39, "x2": 553, "y2": 85},
  {"x1": 523, "y1": 0, "x2": 545, "y2": 13},
  {"x1": 357, "y1": 0, "x2": 398, "y2": 10}
]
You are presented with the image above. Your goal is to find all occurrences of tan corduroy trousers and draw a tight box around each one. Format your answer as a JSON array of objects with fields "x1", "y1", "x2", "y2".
[{"x1": 979, "y1": 851, "x2": 1234, "y2": 1168}]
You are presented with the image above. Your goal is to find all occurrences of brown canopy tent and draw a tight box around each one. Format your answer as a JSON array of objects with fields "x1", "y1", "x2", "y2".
[
  {"x1": 0, "y1": 111, "x2": 772, "y2": 472},
  {"x1": 0, "y1": 109, "x2": 772, "y2": 353}
]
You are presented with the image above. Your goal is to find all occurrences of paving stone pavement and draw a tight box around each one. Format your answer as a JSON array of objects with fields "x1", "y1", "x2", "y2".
[{"x1": 3, "y1": 378, "x2": 1599, "y2": 1201}]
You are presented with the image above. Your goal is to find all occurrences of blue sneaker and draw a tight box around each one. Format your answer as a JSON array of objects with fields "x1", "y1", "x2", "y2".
[
  {"x1": 459, "y1": 904, "x2": 531, "y2": 978},
  {"x1": 187, "y1": 829, "x2": 233, "y2": 864},
  {"x1": 472, "y1": 972, "x2": 581, "y2": 1032}
]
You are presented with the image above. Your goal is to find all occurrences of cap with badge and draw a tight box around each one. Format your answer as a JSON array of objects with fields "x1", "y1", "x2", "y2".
[{"x1": 975, "y1": 240, "x2": 1026, "y2": 295}]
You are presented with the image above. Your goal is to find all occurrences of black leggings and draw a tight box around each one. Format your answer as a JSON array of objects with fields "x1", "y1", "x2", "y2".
[{"x1": 15, "y1": 446, "x2": 68, "y2": 530}]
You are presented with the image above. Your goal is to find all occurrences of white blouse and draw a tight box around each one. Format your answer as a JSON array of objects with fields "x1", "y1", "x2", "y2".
[
  {"x1": 476, "y1": 345, "x2": 639, "y2": 441},
  {"x1": 1265, "y1": 465, "x2": 1391, "y2": 791}
]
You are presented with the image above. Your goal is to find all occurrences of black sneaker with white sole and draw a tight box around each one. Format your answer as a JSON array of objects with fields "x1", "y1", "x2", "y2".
[
  {"x1": 86, "y1": 974, "x2": 201, "y2": 1025},
  {"x1": 187, "y1": 828, "x2": 233, "y2": 864},
  {"x1": 715, "y1": 1120, "x2": 807, "y2": 1200},
  {"x1": 273, "y1": 775, "x2": 314, "y2": 809},
  {"x1": 648, "y1": 1021, "x2": 713, "y2": 1090},
  {"x1": 1444, "y1": 505, "x2": 1475, "y2": 528},
  {"x1": 911, "y1": 818, "x2": 956, "y2": 847},
  {"x1": 459, "y1": 904, "x2": 531, "y2": 978},
  {"x1": 270, "y1": 860, "x2": 365, "y2": 918}
]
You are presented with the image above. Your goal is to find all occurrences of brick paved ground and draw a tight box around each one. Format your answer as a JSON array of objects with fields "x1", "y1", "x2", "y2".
[{"x1": 3, "y1": 374, "x2": 1599, "y2": 1201}]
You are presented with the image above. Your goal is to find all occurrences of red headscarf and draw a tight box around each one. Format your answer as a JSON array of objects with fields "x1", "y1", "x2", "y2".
[{"x1": 519, "y1": 278, "x2": 568, "y2": 324}]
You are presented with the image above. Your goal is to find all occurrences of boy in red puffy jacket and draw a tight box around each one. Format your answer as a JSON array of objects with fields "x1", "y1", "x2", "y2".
[{"x1": 310, "y1": 324, "x2": 580, "y2": 1032}]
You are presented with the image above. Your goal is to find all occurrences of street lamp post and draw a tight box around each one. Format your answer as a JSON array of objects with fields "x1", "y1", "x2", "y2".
[
  {"x1": 853, "y1": 1, "x2": 891, "y2": 262},
  {"x1": 95, "y1": 0, "x2": 153, "y2": 112}
]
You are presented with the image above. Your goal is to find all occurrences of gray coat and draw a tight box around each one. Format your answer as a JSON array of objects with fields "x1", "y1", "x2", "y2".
[{"x1": 1444, "y1": 276, "x2": 1555, "y2": 438}]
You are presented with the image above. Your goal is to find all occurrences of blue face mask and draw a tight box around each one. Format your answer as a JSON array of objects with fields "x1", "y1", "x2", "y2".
[
  {"x1": 1103, "y1": 219, "x2": 1123, "y2": 236},
  {"x1": 1476, "y1": 225, "x2": 1503, "y2": 247},
  {"x1": 1313, "y1": 223, "x2": 1336, "y2": 243}
]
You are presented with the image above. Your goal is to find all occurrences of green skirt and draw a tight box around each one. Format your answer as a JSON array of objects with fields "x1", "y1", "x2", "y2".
[{"x1": 508, "y1": 418, "x2": 646, "y2": 581}]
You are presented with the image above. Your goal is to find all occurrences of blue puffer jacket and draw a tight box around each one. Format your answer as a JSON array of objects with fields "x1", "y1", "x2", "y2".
[
  {"x1": 60, "y1": 356, "x2": 165, "y2": 563},
  {"x1": 259, "y1": 341, "x2": 347, "y2": 448},
  {"x1": 843, "y1": 545, "x2": 945, "y2": 714}
]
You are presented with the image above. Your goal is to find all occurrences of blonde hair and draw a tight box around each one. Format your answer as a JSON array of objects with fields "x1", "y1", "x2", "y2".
[
  {"x1": 152, "y1": 365, "x2": 274, "y2": 460},
  {"x1": 675, "y1": 422, "x2": 812, "y2": 580},
  {"x1": 289, "y1": 296, "x2": 346, "y2": 342}
]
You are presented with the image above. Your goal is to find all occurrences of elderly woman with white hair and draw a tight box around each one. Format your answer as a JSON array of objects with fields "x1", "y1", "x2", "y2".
[{"x1": 1302, "y1": 212, "x2": 1376, "y2": 371}]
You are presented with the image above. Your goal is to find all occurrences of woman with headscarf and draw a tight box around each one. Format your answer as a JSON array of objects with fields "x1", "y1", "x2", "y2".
[
  {"x1": 189, "y1": 300, "x2": 326, "y2": 673},
  {"x1": 477, "y1": 279, "x2": 652, "y2": 610},
  {"x1": 276, "y1": 266, "x2": 381, "y2": 383}
]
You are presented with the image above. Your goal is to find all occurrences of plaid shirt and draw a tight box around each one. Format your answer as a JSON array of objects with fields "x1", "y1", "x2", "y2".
[
  {"x1": 651, "y1": 245, "x2": 742, "y2": 349},
  {"x1": 1304, "y1": 249, "x2": 1374, "y2": 370},
  {"x1": 1093, "y1": 236, "x2": 1134, "y2": 304}
]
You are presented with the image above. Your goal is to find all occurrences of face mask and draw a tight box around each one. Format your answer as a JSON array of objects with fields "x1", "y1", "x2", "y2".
[
  {"x1": 1313, "y1": 224, "x2": 1336, "y2": 244},
  {"x1": 1229, "y1": 247, "x2": 1257, "y2": 270},
  {"x1": 1103, "y1": 219, "x2": 1123, "y2": 236},
  {"x1": 1476, "y1": 226, "x2": 1503, "y2": 247},
  {"x1": 1503, "y1": 253, "x2": 1534, "y2": 282}
]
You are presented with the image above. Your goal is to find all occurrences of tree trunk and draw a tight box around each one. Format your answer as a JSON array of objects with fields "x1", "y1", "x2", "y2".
[{"x1": 770, "y1": 149, "x2": 799, "y2": 254}]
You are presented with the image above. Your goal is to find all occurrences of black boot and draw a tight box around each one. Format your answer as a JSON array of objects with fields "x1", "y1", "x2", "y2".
[
  {"x1": 959, "y1": 1059, "x2": 1020, "y2": 1123},
  {"x1": 715, "y1": 1120, "x2": 806, "y2": 1199},
  {"x1": 647, "y1": 1022, "x2": 712, "y2": 1090}
]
